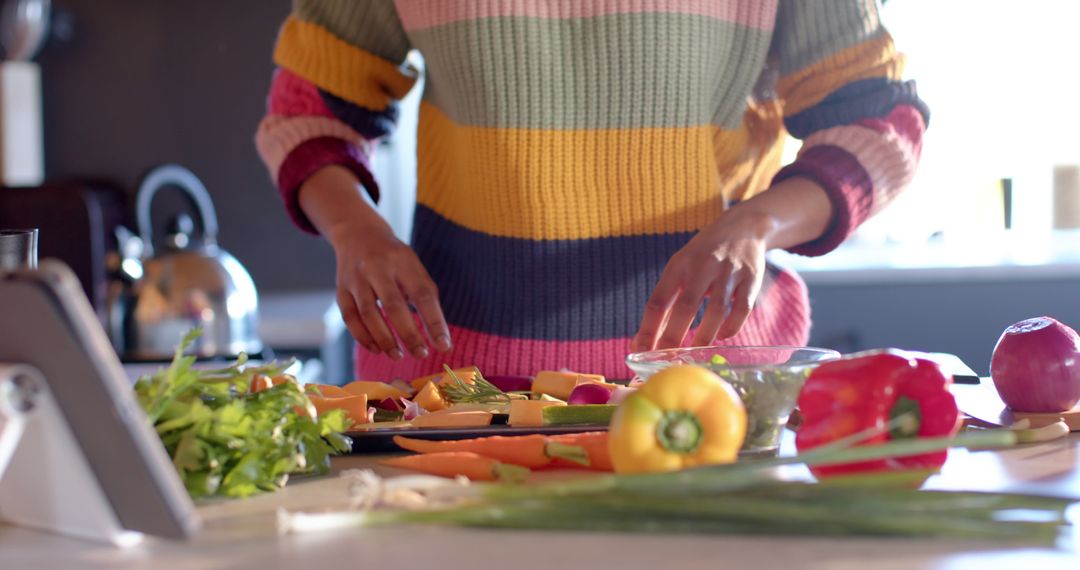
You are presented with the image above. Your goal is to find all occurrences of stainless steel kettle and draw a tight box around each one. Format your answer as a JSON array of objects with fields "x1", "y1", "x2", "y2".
[{"x1": 106, "y1": 165, "x2": 262, "y2": 361}]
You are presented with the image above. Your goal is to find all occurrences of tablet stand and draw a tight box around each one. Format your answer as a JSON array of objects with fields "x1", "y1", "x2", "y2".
[{"x1": 0, "y1": 363, "x2": 143, "y2": 547}]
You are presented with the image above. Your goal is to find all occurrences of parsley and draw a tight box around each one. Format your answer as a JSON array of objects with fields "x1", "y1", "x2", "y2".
[{"x1": 134, "y1": 329, "x2": 352, "y2": 499}]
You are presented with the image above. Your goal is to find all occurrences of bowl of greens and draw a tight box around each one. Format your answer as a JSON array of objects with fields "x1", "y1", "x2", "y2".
[{"x1": 625, "y1": 346, "x2": 841, "y2": 456}]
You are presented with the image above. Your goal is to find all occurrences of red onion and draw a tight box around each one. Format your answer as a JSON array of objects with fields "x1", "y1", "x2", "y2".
[
  {"x1": 990, "y1": 316, "x2": 1080, "y2": 412},
  {"x1": 485, "y1": 375, "x2": 533, "y2": 392},
  {"x1": 567, "y1": 383, "x2": 612, "y2": 405}
]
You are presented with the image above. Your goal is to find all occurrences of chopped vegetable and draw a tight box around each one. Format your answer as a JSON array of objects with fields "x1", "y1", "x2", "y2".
[
  {"x1": 796, "y1": 349, "x2": 962, "y2": 478},
  {"x1": 310, "y1": 394, "x2": 369, "y2": 425},
  {"x1": 541, "y1": 404, "x2": 616, "y2": 426},
  {"x1": 413, "y1": 381, "x2": 449, "y2": 412},
  {"x1": 392, "y1": 434, "x2": 588, "y2": 469},
  {"x1": 439, "y1": 365, "x2": 511, "y2": 405},
  {"x1": 379, "y1": 451, "x2": 529, "y2": 482},
  {"x1": 133, "y1": 329, "x2": 352, "y2": 498},
  {"x1": 306, "y1": 384, "x2": 349, "y2": 398},
  {"x1": 485, "y1": 375, "x2": 533, "y2": 392},
  {"x1": 567, "y1": 383, "x2": 613, "y2": 405},
  {"x1": 410, "y1": 410, "x2": 493, "y2": 428},
  {"x1": 608, "y1": 364, "x2": 746, "y2": 474},
  {"x1": 342, "y1": 380, "x2": 411, "y2": 401},
  {"x1": 532, "y1": 371, "x2": 604, "y2": 400},
  {"x1": 410, "y1": 367, "x2": 480, "y2": 392},
  {"x1": 508, "y1": 399, "x2": 565, "y2": 427}
]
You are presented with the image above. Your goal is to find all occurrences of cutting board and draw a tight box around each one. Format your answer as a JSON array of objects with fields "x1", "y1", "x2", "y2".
[{"x1": 951, "y1": 381, "x2": 1080, "y2": 430}]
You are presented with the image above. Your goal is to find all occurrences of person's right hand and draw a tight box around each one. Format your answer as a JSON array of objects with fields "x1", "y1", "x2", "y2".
[{"x1": 328, "y1": 223, "x2": 452, "y2": 360}]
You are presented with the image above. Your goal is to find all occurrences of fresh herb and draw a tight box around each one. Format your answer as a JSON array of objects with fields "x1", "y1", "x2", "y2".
[
  {"x1": 439, "y1": 365, "x2": 510, "y2": 404},
  {"x1": 133, "y1": 329, "x2": 353, "y2": 499}
]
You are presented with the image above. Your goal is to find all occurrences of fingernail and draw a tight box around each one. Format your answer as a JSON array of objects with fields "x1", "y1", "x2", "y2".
[
  {"x1": 435, "y1": 335, "x2": 452, "y2": 351},
  {"x1": 389, "y1": 348, "x2": 404, "y2": 360},
  {"x1": 413, "y1": 346, "x2": 430, "y2": 359}
]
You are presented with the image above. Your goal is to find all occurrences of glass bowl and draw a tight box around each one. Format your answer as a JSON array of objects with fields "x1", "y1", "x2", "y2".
[{"x1": 625, "y1": 346, "x2": 841, "y2": 456}]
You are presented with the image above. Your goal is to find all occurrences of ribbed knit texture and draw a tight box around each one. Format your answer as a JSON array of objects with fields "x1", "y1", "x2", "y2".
[{"x1": 255, "y1": 0, "x2": 928, "y2": 380}]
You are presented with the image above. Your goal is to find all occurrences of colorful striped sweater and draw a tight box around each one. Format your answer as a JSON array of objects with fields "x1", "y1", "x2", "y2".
[{"x1": 256, "y1": 0, "x2": 927, "y2": 381}]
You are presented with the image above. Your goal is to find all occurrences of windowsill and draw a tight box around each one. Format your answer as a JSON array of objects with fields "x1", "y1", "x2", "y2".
[{"x1": 770, "y1": 230, "x2": 1080, "y2": 285}]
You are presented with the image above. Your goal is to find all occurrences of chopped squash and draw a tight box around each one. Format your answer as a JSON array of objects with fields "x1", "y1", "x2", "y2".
[
  {"x1": 410, "y1": 410, "x2": 493, "y2": 428},
  {"x1": 409, "y1": 366, "x2": 481, "y2": 391},
  {"x1": 531, "y1": 371, "x2": 606, "y2": 400},
  {"x1": 509, "y1": 399, "x2": 566, "y2": 427},
  {"x1": 342, "y1": 380, "x2": 410, "y2": 401},
  {"x1": 306, "y1": 383, "x2": 350, "y2": 398},
  {"x1": 413, "y1": 381, "x2": 449, "y2": 412},
  {"x1": 310, "y1": 394, "x2": 368, "y2": 425}
]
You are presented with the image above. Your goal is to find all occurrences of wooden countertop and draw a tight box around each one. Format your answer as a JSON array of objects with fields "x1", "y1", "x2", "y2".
[{"x1": 2, "y1": 432, "x2": 1078, "y2": 570}]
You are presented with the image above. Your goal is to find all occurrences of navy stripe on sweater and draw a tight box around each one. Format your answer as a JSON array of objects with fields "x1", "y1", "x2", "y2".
[
  {"x1": 785, "y1": 78, "x2": 930, "y2": 139},
  {"x1": 412, "y1": 206, "x2": 779, "y2": 341}
]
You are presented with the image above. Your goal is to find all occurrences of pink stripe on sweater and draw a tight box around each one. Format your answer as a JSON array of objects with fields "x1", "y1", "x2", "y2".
[
  {"x1": 802, "y1": 104, "x2": 925, "y2": 217},
  {"x1": 268, "y1": 68, "x2": 336, "y2": 118},
  {"x1": 352, "y1": 268, "x2": 809, "y2": 381},
  {"x1": 255, "y1": 114, "x2": 369, "y2": 182},
  {"x1": 395, "y1": 0, "x2": 777, "y2": 32}
]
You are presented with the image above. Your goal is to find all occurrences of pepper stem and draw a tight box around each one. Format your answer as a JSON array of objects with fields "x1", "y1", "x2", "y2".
[
  {"x1": 889, "y1": 397, "x2": 922, "y2": 440},
  {"x1": 656, "y1": 411, "x2": 704, "y2": 454}
]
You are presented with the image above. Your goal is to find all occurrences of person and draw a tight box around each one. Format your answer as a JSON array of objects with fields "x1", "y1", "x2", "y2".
[{"x1": 256, "y1": 0, "x2": 927, "y2": 381}]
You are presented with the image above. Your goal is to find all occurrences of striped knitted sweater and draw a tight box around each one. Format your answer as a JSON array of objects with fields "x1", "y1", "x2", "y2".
[{"x1": 256, "y1": 0, "x2": 927, "y2": 380}]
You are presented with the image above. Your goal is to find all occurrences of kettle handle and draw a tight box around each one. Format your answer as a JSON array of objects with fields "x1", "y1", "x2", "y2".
[{"x1": 135, "y1": 164, "x2": 219, "y2": 256}]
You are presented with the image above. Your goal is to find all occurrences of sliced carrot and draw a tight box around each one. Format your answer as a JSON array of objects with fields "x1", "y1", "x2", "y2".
[
  {"x1": 548, "y1": 431, "x2": 614, "y2": 471},
  {"x1": 306, "y1": 384, "x2": 349, "y2": 398},
  {"x1": 393, "y1": 434, "x2": 582, "y2": 469},
  {"x1": 342, "y1": 380, "x2": 410, "y2": 401},
  {"x1": 409, "y1": 410, "x2": 492, "y2": 428},
  {"x1": 379, "y1": 451, "x2": 529, "y2": 482},
  {"x1": 310, "y1": 394, "x2": 369, "y2": 425}
]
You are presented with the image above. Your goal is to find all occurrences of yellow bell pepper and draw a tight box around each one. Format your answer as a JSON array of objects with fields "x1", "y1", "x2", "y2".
[{"x1": 608, "y1": 364, "x2": 747, "y2": 474}]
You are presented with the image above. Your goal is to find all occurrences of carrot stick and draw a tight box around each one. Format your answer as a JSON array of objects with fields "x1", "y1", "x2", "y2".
[
  {"x1": 379, "y1": 451, "x2": 529, "y2": 482},
  {"x1": 392, "y1": 434, "x2": 588, "y2": 469},
  {"x1": 548, "y1": 431, "x2": 614, "y2": 471}
]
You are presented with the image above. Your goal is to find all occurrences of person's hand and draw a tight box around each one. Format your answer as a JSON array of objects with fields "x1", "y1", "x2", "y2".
[
  {"x1": 328, "y1": 223, "x2": 452, "y2": 360},
  {"x1": 631, "y1": 211, "x2": 775, "y2": 352}
]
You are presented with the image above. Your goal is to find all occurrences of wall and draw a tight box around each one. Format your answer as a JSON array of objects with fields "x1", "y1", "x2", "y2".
[{"x1": 37, "y1": 0, "x2": 344, "y2": 292}]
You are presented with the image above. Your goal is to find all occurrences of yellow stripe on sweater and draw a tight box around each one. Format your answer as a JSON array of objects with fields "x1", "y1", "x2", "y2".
[
  {"x1": 778, "y1": 33, "x2": 905, "y2": 117},
  {"x1": 416, "y1": 103, "x2": 774, "y2": 241},
  {"x1": 273, "y1": 16, "x2": 417, "y2": 112}
]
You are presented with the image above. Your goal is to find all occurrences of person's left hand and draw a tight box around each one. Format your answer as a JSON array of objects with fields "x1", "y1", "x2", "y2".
[{"x1": 631, "y1": 211, "x2": 776, "y2": 352}]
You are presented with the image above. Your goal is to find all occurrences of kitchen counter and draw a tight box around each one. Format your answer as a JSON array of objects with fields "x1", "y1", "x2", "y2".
[{"x1": 2, "y1": 432, "x2": 1078, "y2": 569}]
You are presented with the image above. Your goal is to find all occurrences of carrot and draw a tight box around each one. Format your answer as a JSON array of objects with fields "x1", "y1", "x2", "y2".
[
  {"x1": 248, "y1": 374, "x2": 273, "y2": 394},
  {"x1": 379, "y1": 451, "x2": 529, "y2": 482},
  {"x1": 548, "y1": 431, "x2": 614, "y2": 471},
  {"x1": 393, "y1": 434, "x2": 587, "y2": 469}
]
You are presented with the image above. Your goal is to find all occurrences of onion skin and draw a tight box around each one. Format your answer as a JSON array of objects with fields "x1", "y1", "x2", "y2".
[{"x1": 990, "y1": 316, "x2": 1080, "y2": 413}]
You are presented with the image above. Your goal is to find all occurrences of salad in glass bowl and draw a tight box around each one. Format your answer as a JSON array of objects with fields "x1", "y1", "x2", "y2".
[{"x1": 625, "y1": 346, "x2": 840, "y2": 455}]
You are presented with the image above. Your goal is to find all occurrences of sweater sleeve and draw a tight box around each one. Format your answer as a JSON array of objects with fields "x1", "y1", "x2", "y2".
[
  {"x1": 768, "y1": 0, "x2": 929, "y2": 256},
  {"x1": 254, "y1": 0, "x2": 418, "y2": 235}
]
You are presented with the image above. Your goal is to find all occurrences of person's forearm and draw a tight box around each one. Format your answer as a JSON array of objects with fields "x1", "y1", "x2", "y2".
[
  {"x1": 298, "y1": 165, "x2": 392, "y2": 246},
  {"x1": 715, "y1": 177, "x2": 833, "y2": 251}
]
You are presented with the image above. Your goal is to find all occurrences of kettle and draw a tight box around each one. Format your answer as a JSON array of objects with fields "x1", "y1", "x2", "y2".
[{"x1": 106, "y1": 165, "x2": 262, "y2": 361}]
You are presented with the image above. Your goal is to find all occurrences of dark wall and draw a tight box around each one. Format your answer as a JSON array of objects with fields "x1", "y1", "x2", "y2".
[{"x1": 37, "y1": 0, "x2": 335, "y2": 291}]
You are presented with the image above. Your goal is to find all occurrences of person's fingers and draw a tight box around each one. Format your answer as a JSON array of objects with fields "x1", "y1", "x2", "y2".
[
  {"x1": 370, "y1": 274, "x2": 430, "y2": 359},
  {"x1": 716, "y1": 270, "x2": 764, "y2": 339},
  {"x1": 655, "y1": 274, "x2": 713, "y2": 350},
  {"x1": 402, "y1": 268, "x2": 452, "y2": 353},
  {"x1": 632, "y1": 272, "x2": 681, "y2": 353},
  {"x1": 353, "y1": 283, "x2": 403, "y2": 359},
  {"x1": 691, "y1": 281, "x2": 734, "y2": 346},
  {"x1": 336, "y1": 289, "x2": 379, "y2": 354}
]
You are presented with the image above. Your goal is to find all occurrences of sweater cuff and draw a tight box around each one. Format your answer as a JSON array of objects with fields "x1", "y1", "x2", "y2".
[
  {"x1": 277, "y1": 137, "x2": 379, "y2": 235},
  {"x1": 773, "y1": 145, "x2": 874, "y2": 257}
]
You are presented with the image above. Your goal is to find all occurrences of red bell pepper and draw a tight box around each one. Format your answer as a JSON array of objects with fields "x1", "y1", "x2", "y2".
[{"x1": 795, "y1": 349, "x2": 962, "y2": 478}]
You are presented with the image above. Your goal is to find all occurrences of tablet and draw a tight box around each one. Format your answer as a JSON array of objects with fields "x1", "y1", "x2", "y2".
[{"x1": 0, "y1": 261, "x2": 199, "y2": 540}]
